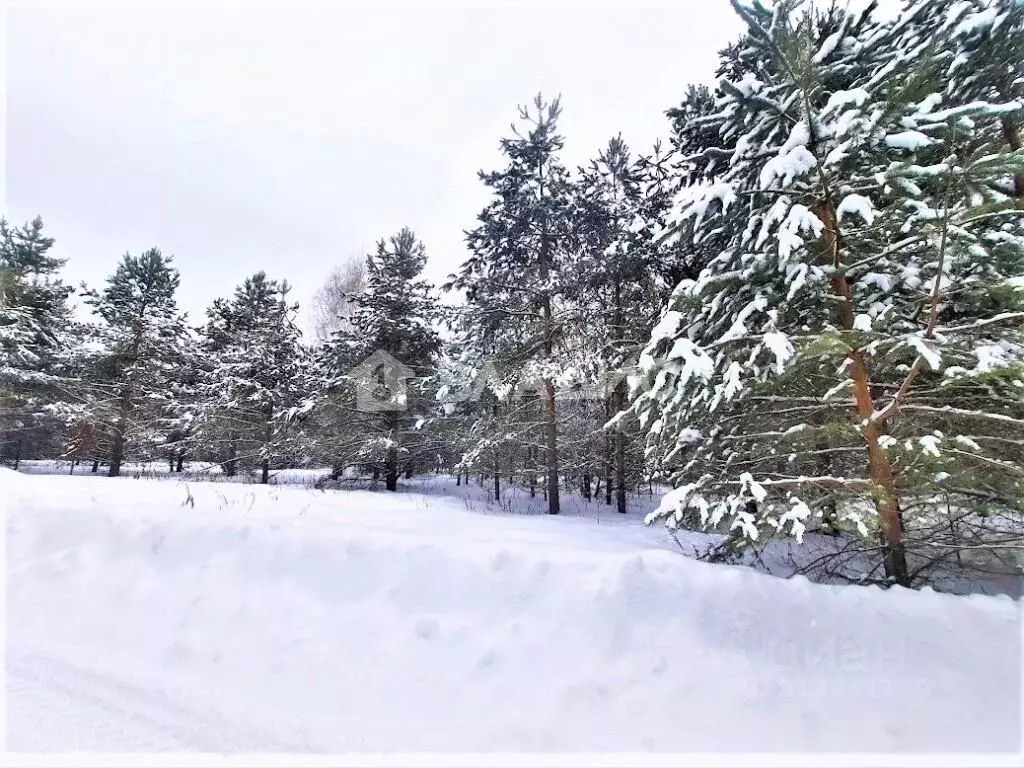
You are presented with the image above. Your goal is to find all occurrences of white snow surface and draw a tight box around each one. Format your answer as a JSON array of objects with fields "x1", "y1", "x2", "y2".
[
  {"x1": 837, "y1": 193, "x2": 876, "y2": 225},
  {"x1": 885, "y1": 130, "x2": 935, "y2": 150},
  {"x1": 4, "y1": 468, "x2": 1021, "y2": 753}
]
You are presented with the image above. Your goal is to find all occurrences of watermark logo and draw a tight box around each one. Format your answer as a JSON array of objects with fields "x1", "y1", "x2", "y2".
[
  {"x1": 342, "y1": 349, "x2": 643, "y2": 413},
  {"x1": 347, "y1": 350, "x2": 413, "y2": 413},
  {"x1": 443, "y1": 362, "x2": 639, "y2": 405}
]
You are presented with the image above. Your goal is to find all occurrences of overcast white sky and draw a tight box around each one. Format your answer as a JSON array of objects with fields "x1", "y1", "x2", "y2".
[{"x1": 5, "y1": 3, "x2": 743, "y2": 333}]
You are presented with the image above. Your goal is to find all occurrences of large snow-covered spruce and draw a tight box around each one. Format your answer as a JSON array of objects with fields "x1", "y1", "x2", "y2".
[
  {"x1": 0, "y1": 217, "x2": 76, "y2": 463},
  {"x1": 82, "y1": 249, "x2": 189, "y2": 478},
  {"x1": 322, "y1": 228, "x2": 442, "y2": 491},
  {"x1": 193, "y1": 273, "x2": 308, "y2": 483},
  {"x1": 634, "y1": 0, "x2": 1024, "y2": 586}
]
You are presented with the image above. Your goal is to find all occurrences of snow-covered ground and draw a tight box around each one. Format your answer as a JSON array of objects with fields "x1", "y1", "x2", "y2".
[
  {"x1": 4, "y1": 468, "x2": 1022, "y2": 753},
  {"x1": 19, "y1": 460, "x2": 1021, "y2": 597}
]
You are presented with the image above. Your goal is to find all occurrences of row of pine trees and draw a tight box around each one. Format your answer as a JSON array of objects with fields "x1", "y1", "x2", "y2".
[{"x1": 2, "y1": 0, "x2": 1022, "y2": 590}]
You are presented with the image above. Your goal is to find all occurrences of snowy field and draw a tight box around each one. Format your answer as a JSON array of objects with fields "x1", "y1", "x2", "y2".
[
  {"x1": 19, "y1": 460, "x2": 1021, "y2": 597},
  {"x1": 4, "y1": 467, "x2": 1022, "y2": 754}
]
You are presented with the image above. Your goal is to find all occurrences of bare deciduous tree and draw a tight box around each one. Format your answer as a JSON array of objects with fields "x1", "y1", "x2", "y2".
[{"x1": 309, "y1": 255, "x2": 367, "y2": 344}]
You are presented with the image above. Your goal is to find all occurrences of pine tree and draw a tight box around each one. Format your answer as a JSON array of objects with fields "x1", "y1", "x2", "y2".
[
  {"x1": 433, "y1": 347, "x2": 493, "y2": 486},
  {"x1": 0, "y1": 262, "x2": 39, "y2": 466},
  {"x1": 635, "y1": 0, "x2": 1024, "y2": 587},
  {"x1": 162, "y1": 338, "x2": 201, "y2": 474},
  {"x1": 0, "y1": 216, "x2": 74, "y2": 466},
  {"x1": 0, "y1": 217, "x2": 71, "y2": 375},
  {"x1": 325, "y1": 228, "x2": 441, "y2": 491},
  {"x1": 55, "y1": 320, "x2": 117, "y2": 473},
  {"x1": 573, "y1": 136, "x2": 665, "y2": 512},
  {"x1": 84, "y1": 248, "x2": 187, "y2": 477},
  {"x1": 434, "y1": 344, "x2": 536, "y2": 500},
  {"x1": 0, "y1": 264, "x2": 39, "y2": 374},
  {"x1": 195, "y1": 273, "x2": 307, "y2": 483},
  {"x1": 451, "y1": 95, "x2": 576, "y2": 514}
]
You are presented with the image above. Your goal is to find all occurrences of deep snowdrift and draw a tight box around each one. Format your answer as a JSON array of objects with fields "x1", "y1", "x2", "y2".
[{"x1": 4, "y1": 469, "x2": 1021, "y2": 752}]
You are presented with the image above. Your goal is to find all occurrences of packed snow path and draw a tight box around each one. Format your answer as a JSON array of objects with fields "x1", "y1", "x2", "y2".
[{"x1": 4, "y1": 470, "x2": 1021, "y2": 752}]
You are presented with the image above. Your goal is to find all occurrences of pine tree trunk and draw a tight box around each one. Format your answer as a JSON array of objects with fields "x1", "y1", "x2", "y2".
[
  {"x1": 260, "y1": 408, "x2": 273, "y2": 484},
  {"x1": 13, "y1": 440, "x2": 20, "y2": 471},
  {"x1": 456, "y1": 472, "x2": 461, "y2": 487},
  {"x1": 604, "y1": 438, "x2": 613, "y2": 506},
  {"x1": 815, "y1": 199, "x2": 909, "y2": 586},
  {"x1": 536, "y1": 148, "x2": 560, "y2": 515},
  {"x1": 614, "y1": 433, "x2": 626, "y2": 514},
  {"x1": 225, "y1": 444, "x2": 237, "y2": 477},
  {"x1": 176, "y1": 452, "x2": 184, "y2": 473},
  {"x1": 542, "y1": 378, "x2": 559, "y2": 514},
  {"x1": 385, "y1": 454, "x2": 398, "y2": 491},
  {"x1": 108, "y1": 386, "x2": 131, "y2": 478},
  {"x1": 405, "y1": 464, "x2": 413, "y2": 480},
  {"x1": 528, "y1": 446, "x2": 536, "y2": 498},
  {"x1": 611, "y1": 278, "x2": 627, "y2": 514},
  {"x1": 1002, "y1": 117, "x2": 1024, "y2": 206},
  {"x1": 373, "y1": 466, "x2": 380, "y2": 482},
  {"x1": 581, "y1": 472, "x2": 592, "y2": 501},
  {"x1": 602, "y1": 397, "x2": 613, "y2": 505},
  {"x1": 492, "y1": 400, "x2": 501, "y2": 500},
  {"x1": 91, "y1": 458, "x2": 99, "y2": 473},
  {"x1": 108, "y1": 434, "x2": 124, "y2": 477},
  {"x1": 851, "y1": 351, "x2": 910, "y2": 585},
  {"x1": 385, "y1": 412, "x2": 399, "y2": 492},
  {"x1": 613, "y1": 381, "x2": 627, "y2": 514}
]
